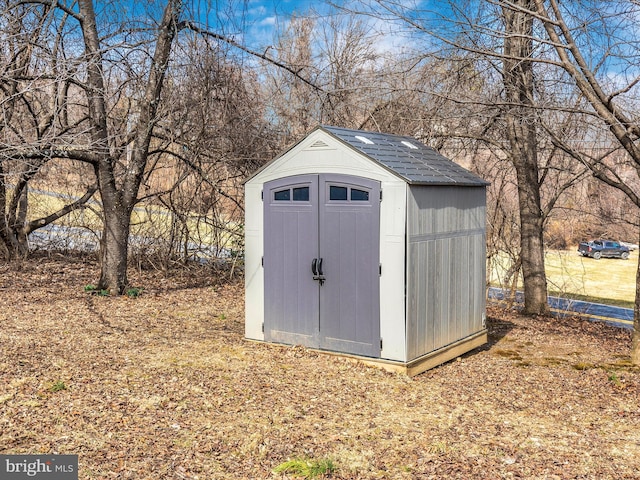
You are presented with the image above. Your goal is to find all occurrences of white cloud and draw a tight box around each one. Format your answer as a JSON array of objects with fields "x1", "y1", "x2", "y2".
[
  {"x1": 258, "y1": 16, "x2": 277, "y2": 27},
  {"x1": 247, "y1": 5, "x2": 268, "y2": 16}
]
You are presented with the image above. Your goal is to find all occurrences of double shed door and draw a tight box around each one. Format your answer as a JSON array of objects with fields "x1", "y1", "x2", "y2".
[{"x1": 263, "y1": 173, "x2": 381, "y2": 358}]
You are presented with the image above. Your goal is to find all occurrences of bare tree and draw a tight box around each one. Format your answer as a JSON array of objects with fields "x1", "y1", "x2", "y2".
[
  {"x1": 76, "y1": 0, "x2": 182, "y2": 292},
  {"x1": 262, "y1": 12, "x2": 399, "y2": 139},
  {"x1": 1, "y1": 0, "x2": 320, "y2": 292},
  {"x1": 317, "y1": 15, "x2": 385, "y2": 127},
  {"x1": 262, "y1": 16, "x2": 322, "y2": 144},
  {"x1": 524, "y1": 0, "x2": 640, "y2": 362},
  {"x1": 0, "y1": 1, "x2": 97, "y2": 259},
  {"x1": 141, "y1": 38, "x2": 278, "y2": 267},
  {"x1": 500, "y1": 0, "x2": 550, "y2": 314}
]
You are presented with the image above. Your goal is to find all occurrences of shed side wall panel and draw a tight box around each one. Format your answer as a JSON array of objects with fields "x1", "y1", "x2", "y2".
[{"x1": 406, "y1": 186, "x2": 486, "y2": 361}]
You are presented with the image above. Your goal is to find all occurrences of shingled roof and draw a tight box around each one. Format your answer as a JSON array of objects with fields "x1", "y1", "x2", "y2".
[{"x1": 321, "y1": 125, "x2": 488, "y2": 186}]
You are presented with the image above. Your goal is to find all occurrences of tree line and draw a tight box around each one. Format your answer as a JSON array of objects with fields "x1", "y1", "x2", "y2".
[{"x1": 0, "y1": 0, "x2": 638, "y2": 362}]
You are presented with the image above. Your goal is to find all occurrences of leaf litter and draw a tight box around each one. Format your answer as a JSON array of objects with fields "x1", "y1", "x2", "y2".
[{"x1": 1, "y1": 256, "x2": 639, "y2": 479}]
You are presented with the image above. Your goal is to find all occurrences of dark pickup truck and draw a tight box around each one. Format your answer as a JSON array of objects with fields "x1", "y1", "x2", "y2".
[{"x1": 578, "y1": 240, "x2": 630, "y2": 259}]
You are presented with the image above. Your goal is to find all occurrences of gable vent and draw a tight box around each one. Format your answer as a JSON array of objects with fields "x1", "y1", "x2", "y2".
[{"x1": 308, "y1": 139, "x2": 330, "y2": 149}]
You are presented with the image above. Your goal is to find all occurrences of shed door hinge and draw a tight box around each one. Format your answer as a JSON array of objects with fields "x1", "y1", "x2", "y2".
[
  {"x1": 379, "y1": 190, "x2": 383, "y2": 201},
  {"x1": 262, "y1": 323, "x2": 264, "y2": 333},
  {"x1": 261, "y1": 190, "x2": 263, "y2": 201},
  {"x1": 261, "y1": 256, "x2": 264, "y2": 267},
  {"x1": 380, "y1": 338, "x2": 383, "y2": 350},
  {"x1": 379, "y1": 264, "x2": 382, "y2": 276}
]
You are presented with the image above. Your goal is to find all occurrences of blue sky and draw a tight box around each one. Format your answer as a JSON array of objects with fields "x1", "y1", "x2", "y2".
[
  {"x1": 240, "y1": 0, "x2": 324, "y2": 47},
  {"x1": 117, "y1": 0, "x2": 320, "y2": 44},
  {"x1": 248, "y1": 0, "x2": 318, "y2": 17},
  {"x1": 237, "y1": 0, "x2": 420, "y2": 55}
]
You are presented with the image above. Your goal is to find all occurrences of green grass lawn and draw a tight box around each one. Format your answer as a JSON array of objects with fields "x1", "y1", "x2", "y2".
[
  {"x1": 490, "y1": 247, "x2": 638, "y2": 309},
  {"x1": 25, "y1": 188, "x2": 242, "y2": 253}
]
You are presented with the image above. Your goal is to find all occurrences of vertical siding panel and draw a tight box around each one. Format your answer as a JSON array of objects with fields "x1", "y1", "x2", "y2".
[
  {"x1": 441, "y1": 238, "x2": 450, "y2": 346},
  {"x1": 430, "y1": 238, "x2": 438, "y2": 350},
  {"x1": 471, "y1": 234, "x2": 479, "y2": 329},
  {"x1": 407, "y1": 242, "x2": 419, "y2": 359},
  {"x1": 427, "y1": 239, "x2": 436, "y2": 352},
  {"x1": 452, "y1": 236, "x2": 461, "y2": 342},
  {"x1": 406, "y1": 193, "x2": 418, "y2": 360},
  {"x1": 460, "y1": 235, "x2": 470, "y2": 339},
  {"x1": 451, "y1": 236, "x2": 458, "y2": 345},
  {"x1": 420, "y1": 243, "x2": 429, "y2": 354},
  {"x1": 406, "y1": 185, "x2": 486, "y2": 362},
  {"x1": 456, "y1": 237, "x2": 462, "y2": 338}
]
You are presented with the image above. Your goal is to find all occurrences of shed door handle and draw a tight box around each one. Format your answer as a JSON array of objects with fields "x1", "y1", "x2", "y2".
[{"x1": 312, "y1": 258, "x2": 325, "y2": 285}]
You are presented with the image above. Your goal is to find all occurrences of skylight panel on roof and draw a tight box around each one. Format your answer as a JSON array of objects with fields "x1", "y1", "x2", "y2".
[
  {"x1": 355, "y1": 135, "x2": 374, "y2": 145},
  {"x1": 401, "y1": 140, "x2": 418, "y2": 149}
]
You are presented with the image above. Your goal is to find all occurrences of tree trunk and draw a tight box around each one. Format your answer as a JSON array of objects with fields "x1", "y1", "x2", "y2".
[
  {"x1": 95, "y1": 157, "x2": 133, "y2": 294},
  {"x1": 0, "y1": 163, "x2": 15, "y2": 259},
  {"x1": 0, "y1": 180, "x2": 29, "y2": 260},
  {"x1": 78, "y1": 0, "x2": 128, "y2": 292},
  {"x1": 633, "y1": 228, "x2": 640, "y2": 364},
  {"x1": 98, "y1": 202, "x2": 131, "y2": 294},
  {"x1": 511, "y1": 137, "x2": 549, "y2": 315},
  {"x1": 0, "y1": 230, "x2": 24, "y2": 261},
  {"x1": 502, "y1": 0, "x2": 549, "y2": 315},
  {"x1": 15, "y1": 185, "x2": 29, "y2": 255}
]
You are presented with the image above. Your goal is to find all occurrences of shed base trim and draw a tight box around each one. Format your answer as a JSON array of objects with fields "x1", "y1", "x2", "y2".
[
  {"x1": 402, "y1": 330, "x2": 488, "y2": 376},
  {"x1": 346, "y1": 330, "x2": 487, "y2": 376},
  {"x1": 246, "y1": 329, "x2": 487, "y2": 377}
]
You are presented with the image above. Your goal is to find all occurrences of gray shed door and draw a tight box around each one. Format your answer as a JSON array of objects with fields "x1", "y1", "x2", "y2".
[{"x1": 263, "y1": 174, "x2": 381, "y2": 357}]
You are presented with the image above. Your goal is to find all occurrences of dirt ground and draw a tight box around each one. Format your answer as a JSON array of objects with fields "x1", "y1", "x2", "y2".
[{"x1": 1, "y1": 256, "x2": 639, "y2": 479}]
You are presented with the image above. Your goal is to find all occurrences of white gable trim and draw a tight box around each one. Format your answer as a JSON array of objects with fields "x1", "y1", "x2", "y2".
[{"x1": 248, "y1": 129, "x2": 401, "y2": 187}]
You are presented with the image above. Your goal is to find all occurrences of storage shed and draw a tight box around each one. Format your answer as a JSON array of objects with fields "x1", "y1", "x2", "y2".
[{"x1": 245, "y1": 126, "x2": 489, "y2": 376}]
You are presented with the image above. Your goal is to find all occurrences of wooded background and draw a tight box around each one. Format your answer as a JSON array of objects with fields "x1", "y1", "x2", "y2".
[{"x1": 1, "y1": 0, "x2": 639, "y2": 360}]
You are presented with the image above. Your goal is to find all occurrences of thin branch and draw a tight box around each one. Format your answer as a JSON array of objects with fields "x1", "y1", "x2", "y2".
[
  {"x1": 181, "y1": 21, "x2": 324, "y2": 93},
  {"x1": 24, "y1": 184, "x2": 98, "y2": 235}
]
